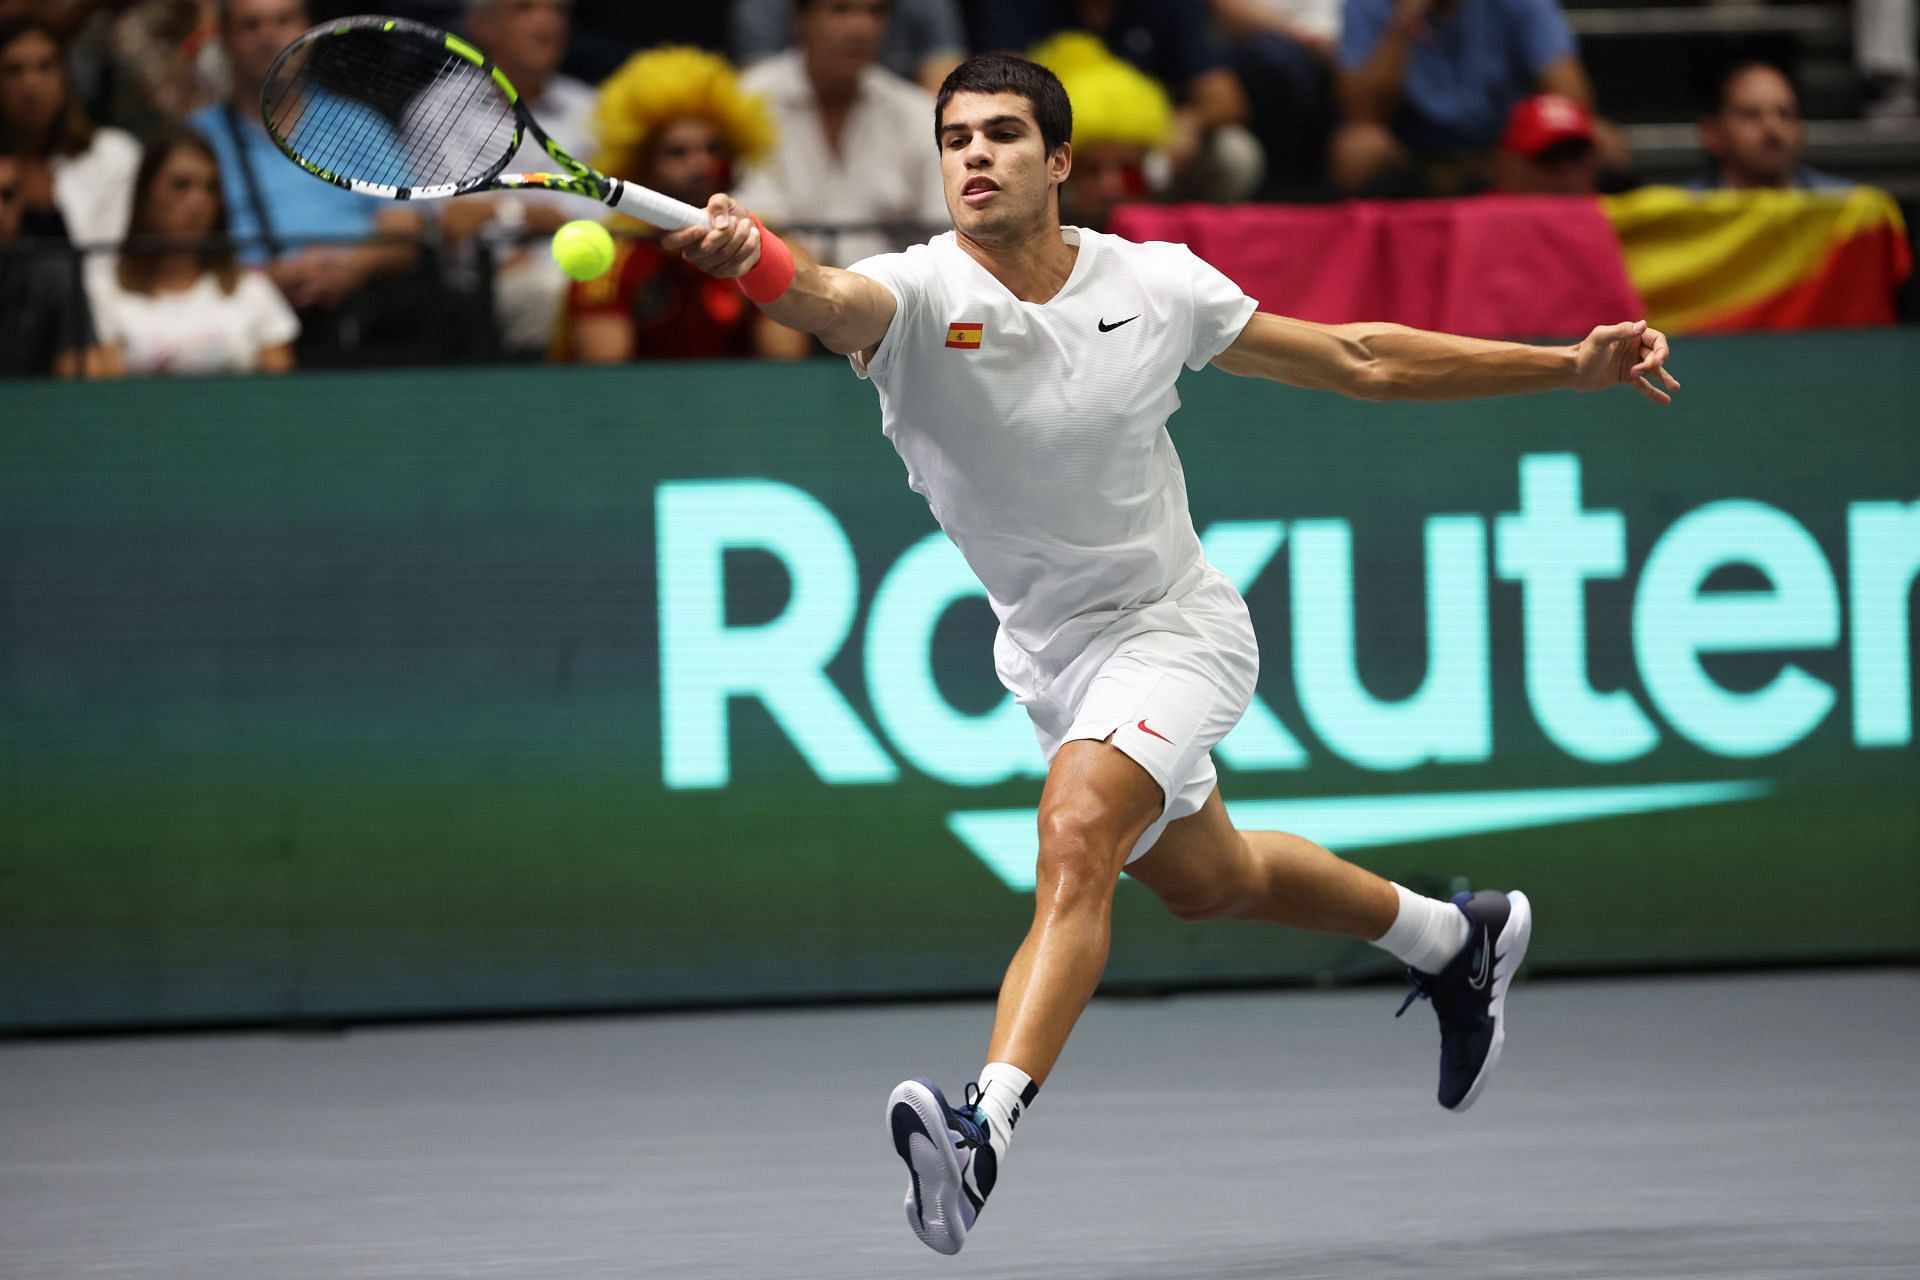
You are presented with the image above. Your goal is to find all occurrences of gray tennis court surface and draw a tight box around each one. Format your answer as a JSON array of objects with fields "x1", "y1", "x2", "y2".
[{"x1": 3, "y1": 970, "x2": 1914, "y2": 1279}]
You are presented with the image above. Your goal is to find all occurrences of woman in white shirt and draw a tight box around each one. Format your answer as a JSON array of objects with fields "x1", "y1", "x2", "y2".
[
  {"x1": 89, "y1": 127, "x2": 299, "y2": 376},
  {"x1": 0, "y1": 14, "x2": 139, "y2": 249}
]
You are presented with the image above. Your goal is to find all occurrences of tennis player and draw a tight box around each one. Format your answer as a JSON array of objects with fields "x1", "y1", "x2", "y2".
[{"x1": 665, "y1": 53, "x2": 1678, "y2": 1257}]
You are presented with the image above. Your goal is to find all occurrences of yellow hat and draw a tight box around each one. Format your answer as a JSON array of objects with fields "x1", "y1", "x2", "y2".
[
  {"x1": 593, "y1": 46, "x2": 776, "y2": 182},
  {"x1": 1031, "y1": 32, "x2": 1175, "y2": 150}
]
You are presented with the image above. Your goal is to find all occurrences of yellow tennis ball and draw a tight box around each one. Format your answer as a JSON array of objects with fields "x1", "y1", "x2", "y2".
[{"x1": 552, "y1": 219, "x2": 616, "y2": 281}]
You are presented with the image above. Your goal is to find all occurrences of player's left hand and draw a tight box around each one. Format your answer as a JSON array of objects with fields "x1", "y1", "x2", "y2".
[{"x1": 1573, "y1": 319, "x2": 1681, "y2": 405}]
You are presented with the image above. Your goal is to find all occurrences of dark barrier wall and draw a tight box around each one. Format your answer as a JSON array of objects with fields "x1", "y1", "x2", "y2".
[{"x1": 4, "y1": 332, "x2": 1917, "y2": 1031}]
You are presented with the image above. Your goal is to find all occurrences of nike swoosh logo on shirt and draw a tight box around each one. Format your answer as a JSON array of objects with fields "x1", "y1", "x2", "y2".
[
  {"x1": 1098, "y1": 316, "x2": 1139, "y2": 332},
  {"x1": 1137, "y1": 719, "x2": 1174, "y2": 745}
]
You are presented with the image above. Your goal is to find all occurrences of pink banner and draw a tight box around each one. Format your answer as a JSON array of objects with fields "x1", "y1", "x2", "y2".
[{"x1": 1109, "y1": 197, "x2": 1645, "y2": 339}]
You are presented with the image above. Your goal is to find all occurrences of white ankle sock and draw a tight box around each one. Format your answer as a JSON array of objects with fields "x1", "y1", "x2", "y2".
[
  {"x1": 1372, "y1": 883, "x2": 1472, "y2": 974},
  {"x1": 973, "y1": 1062, "x2": 1035, "y2": 1166}
]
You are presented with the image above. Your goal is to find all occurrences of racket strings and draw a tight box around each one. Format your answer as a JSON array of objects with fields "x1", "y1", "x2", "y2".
[{"x1": 264, "y1": 27, "x2": 517, "y2": 191}]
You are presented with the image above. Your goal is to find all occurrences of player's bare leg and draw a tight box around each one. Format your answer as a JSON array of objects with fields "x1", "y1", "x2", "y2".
[
  {"x1": 888, "y1": 737, "x2": 1160, "y2": 1255},
  {"x1": 984, "y1": 737, "x2": 1164, "y2": 1081},
  {"x1": 1128, "y1": 790, "x2": 1534, "y2": 1112},
  {"x1": 1124, "y1": 789, "x2": 1399, "y2": 934}
]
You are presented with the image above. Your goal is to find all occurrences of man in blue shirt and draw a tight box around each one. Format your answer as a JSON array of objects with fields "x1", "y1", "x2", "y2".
[
  {"x1": 1332, "y1": 0, "x2": 1625, "y2": 194},
  {"x1": 190, "y1": 0, "x2": 422, "y2": 315},
  {"x1": 1685, "y1": 61, "x2": 1855, "y2": 190}
]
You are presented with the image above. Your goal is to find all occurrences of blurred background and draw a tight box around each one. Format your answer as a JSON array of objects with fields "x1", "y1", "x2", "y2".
[{"x1": 1, "y1": 0, "x2": 1915, "y2": 1035}]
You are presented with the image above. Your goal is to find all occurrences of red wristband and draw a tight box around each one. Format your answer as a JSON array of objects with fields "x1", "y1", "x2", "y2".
[{"x1": 737, "y1": 217, "x2": 795, "y2": 303}]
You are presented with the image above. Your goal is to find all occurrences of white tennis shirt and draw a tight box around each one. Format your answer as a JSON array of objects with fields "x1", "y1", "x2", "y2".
[{"x1": 849, "y1": 227, "x2": 1259, "y2": 696}]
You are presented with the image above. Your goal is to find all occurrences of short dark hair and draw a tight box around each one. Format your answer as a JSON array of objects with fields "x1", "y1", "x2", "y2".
[
  {"x1": 934, "y1": 54, "x2": 1072, "y2": 156},
  {"x1": 1702, "y1": 53, "x2": 1801, "y2": 115}
]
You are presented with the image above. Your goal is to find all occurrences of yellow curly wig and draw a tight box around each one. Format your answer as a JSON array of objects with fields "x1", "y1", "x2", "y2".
[
  {"x1": 1031, "y1": 32, "x2": 1174, "y2": 150},
  {"x1": 592, "y1": 46, "x2": 776, "y2": 182}
]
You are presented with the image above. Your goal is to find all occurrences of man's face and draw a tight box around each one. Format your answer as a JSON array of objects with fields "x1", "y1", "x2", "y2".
[
  {"x1": 796, "y1": 0, "x2": 888, "y2": 84},
  {"x1": 0, "y1": 156, "x2": 22, "y2": 242},
  {"x1": 0, "y1": 30, "x2": 64, "y2": 136},
  {"x1": 1061, "y1": 141, "x2": 1145, "y2": 230},
  {"x1": 646, "y1": 117, "x2": 729, "y2": 209},
  {"x1": 224, "y1": 0, "x2": 309, "y2": 93},
  {"x1": 938, "y1": 91, "x2": 1068, "y2": 245},
  {"x1": 471, "y1": 0, "x2": 569, "y2": 85},
  {"x1": 1704, "y1": 66, "x2": 1803, "y2": 187}
]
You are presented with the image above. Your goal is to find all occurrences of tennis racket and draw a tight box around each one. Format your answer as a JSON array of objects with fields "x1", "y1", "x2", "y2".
[{"x1": 259, "y1": 15, "x2": 707, "y2": 230}]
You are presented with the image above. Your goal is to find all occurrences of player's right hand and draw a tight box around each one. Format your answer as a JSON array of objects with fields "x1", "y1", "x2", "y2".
[{"x1": 662, "y1": 193, "x2": 761, "y2": 279}]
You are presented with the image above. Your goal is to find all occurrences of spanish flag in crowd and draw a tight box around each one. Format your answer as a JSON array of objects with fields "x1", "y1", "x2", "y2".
[
  {"x1": 1111, "y1": 188, "x2": 1909, "y2": 339},
  {"x1": 1602, "y1": 186, "x2": 1912, "y2": 332}
]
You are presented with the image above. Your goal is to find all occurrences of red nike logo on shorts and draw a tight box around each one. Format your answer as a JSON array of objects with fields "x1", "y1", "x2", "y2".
[{"x1": 1136, "y1": 719, "x2": 1175, "y2": 745}]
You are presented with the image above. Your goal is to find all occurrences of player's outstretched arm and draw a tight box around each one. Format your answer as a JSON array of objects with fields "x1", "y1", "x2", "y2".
[
  {"x1": 661, "y1": 193, "x2": 896, "y2": 357},
  {"x1": 1212, "y1": 312, "x2": 1682, "y2": 405}
]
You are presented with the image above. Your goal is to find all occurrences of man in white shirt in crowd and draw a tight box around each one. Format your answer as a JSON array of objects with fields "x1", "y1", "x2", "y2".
[
  {"x1": 443, "y1": 0, "x2": 598, "y2": 355},
  {"x1": 667, "y1": 53, "x2": 1678, "y2": 1258},
  {"x1": 734, "y1": 0, "x2": 948, "y2": 266}
]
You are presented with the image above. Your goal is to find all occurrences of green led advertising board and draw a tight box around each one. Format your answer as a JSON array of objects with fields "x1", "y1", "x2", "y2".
[{"x1": 2, "y1": 331, "x2": 1915, "y2": 1030}]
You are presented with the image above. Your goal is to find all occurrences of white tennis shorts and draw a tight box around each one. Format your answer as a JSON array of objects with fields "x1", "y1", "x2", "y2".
[{"x1": 1017, "y1": 569, "x2": 1260, "y2": 864}]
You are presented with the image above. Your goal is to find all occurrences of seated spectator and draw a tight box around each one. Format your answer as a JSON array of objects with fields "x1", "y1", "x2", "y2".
[
  {"x1": 1685, "y1": 61, "x2": 1855, "y2": 191},
  {"x1": 733, "y1": 0, "x2": 947, "y2": 266},
  {"x1": 188, "y1": 0, "x2": 426, "y2": 363},
  {"x1": 0, "y1": 14, "x2": 140, "y2": 249},
  {"x1": 1331, "y1": 0, "x2": 1628, "y2": 196},
  {"x1": 731, "y1": 0, "x2": 965, "y2": 92},
  {"x1": 1210, "y1": 0, "x2": 1340, "y2": 190},
  {"x1": 0, "y1": 145, "x2": 107, "y2": 377},
  {"x1": 1492, "y1": 92, "x2": 1598, "y2": 195},
  {"x1": 560, "y1": 46, "x2": 808, "y2": 361},
  {"x1": 440, "y1": 0, "x2": 597, "y2": 356},
  {"x1": 87, "y1": 126, "x2": 298, "y2": 376},
  {"x1": 970, "y1": 0, "x2": 1263, "y2": 202},
  {"x1": 1033, "y1": 33, "x2": 1176, "y2": 232}
]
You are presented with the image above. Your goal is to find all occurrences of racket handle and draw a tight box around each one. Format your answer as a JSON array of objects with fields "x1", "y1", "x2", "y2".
[{"x1": 609, "y1": 179, "x2": 708, "y2": 230}]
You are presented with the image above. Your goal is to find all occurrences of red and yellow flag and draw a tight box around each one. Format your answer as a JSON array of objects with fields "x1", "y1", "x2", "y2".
[
  {"x1": 945, "y1": 321, "x2": 984, "y2": 349},
  {"x1": 1603, "y1": 186, "x2": 1911, "y2": 332}
]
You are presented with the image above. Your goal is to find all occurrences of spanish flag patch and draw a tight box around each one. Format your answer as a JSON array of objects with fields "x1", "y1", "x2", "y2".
[{"x1": 945, "y1": 321, "x2": 984, "y2": 349}]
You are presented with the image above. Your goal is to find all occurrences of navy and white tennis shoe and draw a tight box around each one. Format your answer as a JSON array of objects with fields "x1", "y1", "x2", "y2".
[
  {"x1": 887, "y1": 1077, "x2": 997, "y2": 1255},
  {"x1": 1396, "y1": 888, "x2": 1533, "y2": 1112}
]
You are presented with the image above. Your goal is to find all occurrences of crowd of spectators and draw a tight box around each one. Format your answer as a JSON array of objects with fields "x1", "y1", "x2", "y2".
[{"x1": 0, "y1": 0, "x2": 1913, "y2": 378}]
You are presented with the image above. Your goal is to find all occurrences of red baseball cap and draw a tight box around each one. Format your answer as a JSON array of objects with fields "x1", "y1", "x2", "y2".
[{"x1": 1501, "y1": 93, "x2": 1595, "y2": 157}]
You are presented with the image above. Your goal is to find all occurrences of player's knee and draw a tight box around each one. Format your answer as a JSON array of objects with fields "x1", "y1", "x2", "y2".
[
  {"x1": 1034, "y1": 806, "x2": 1125, "y2": 906},
  {"x1": 1156, "y1": 888, "x2": 1224, "y2": 924},
  {"x1": 1145, "y1": 836, "x2": 1258, "y2": 924}
]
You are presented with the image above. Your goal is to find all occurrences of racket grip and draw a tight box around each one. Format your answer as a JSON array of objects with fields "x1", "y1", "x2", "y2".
[{"x1": 609, "y1": 179, "x2": 708, "y2": 230}]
